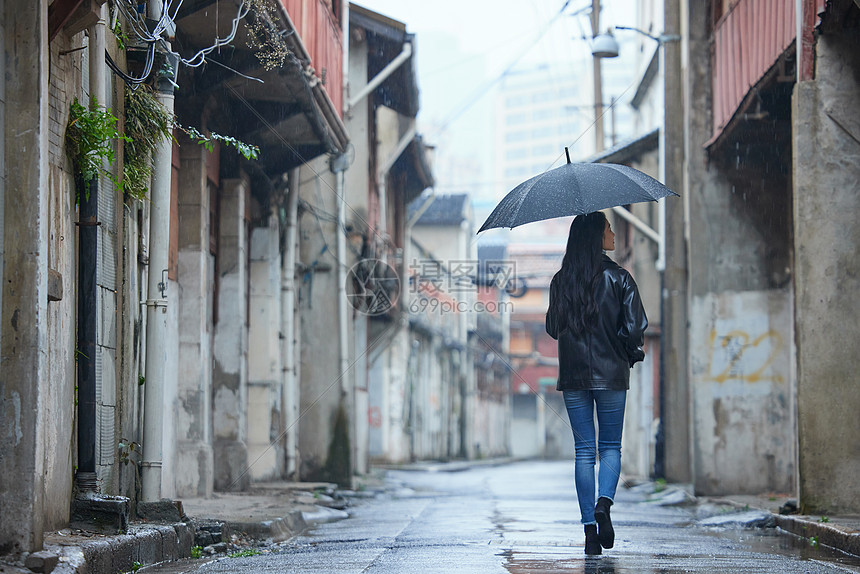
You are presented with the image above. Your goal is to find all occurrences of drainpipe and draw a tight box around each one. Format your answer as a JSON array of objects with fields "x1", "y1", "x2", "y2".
[
  {"x1": 76, "y1": 3, "x2": 107, "y2": 493},
  {"x1": 331, "y1": 155, "x2": 351, "y2": 398},
  {"x1": 346, "y1": 42, "x2": 412, "y2": 113},
  {"x1": 282, "y1": 168, "x2": 300, "y2": 478},
  {"x1": 141, "y1": 0, "x2": 175, "y2": 500}
]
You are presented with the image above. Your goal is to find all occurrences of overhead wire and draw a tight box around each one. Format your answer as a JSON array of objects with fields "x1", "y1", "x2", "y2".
[
  {"x1": 178, "y1": 1, "x2": 250, "y2": 67},
  {"x1": 432, "y1": 0, "x2": 575, "y2": 137},
  {"x1": 109, "y1": 0, "x2": 252, "y2": 86}
]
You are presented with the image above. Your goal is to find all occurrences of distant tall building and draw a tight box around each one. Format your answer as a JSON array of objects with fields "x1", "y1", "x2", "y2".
[
  {"x1": 483, "y1": 57, "x2": 639, "y2": 243},
  {"x1": 493, "y1": 64, "x2": 592, "y2": 202}
]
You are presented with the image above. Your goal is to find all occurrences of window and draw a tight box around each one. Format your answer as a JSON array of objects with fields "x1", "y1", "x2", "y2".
[
  {"x1": 533, "y1": 108, "x2": 555, "y2": 121},
  {"x1": 506, "y1": 148, "x2": 526, "y2": 161},
  {"x1": 506, "y1": 112, "x2": 529, "y2": 126},
  {"x1": 505, "y1": 94, "x2": 529, "y2": 107},
  {"x1": 505, "y1": 130, "x2": 528, "y2": 143}
]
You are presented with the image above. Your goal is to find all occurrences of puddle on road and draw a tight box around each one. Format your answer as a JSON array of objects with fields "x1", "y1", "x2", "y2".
[
  {"x1": 719, "y1": 527, "x2": 860, "y2": 569},
  {"x1": 499, "y1": 528, "x2": 860, "y2": 573}
]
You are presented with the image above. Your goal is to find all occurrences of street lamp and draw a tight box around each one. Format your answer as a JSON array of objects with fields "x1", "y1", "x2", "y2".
[
  {"x1": 591, "y1": 26, "x2": 681, "y2": 59},
  {"x1": 590, "y1": 30, "x2": 619, "y2": 59},
  {"x1": 590, "y1": 23, "x2": 680, "y2": 272}
]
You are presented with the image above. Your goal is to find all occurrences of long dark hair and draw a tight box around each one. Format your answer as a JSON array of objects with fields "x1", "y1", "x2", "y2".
[{"x1": 550, "y1": 212, "x2": 606, "y2": 335}]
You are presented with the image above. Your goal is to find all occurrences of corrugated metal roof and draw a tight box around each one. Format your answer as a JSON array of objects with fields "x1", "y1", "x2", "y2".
[
  {"x1": 409, "y1": 193, "x2": 469, "y2": 226},
  {"x1": 710, "y1": 0, "x2": 795, "y2": 143},
  {"x1": 587, "y1": 128, "x2": 659, "y2": 165}
]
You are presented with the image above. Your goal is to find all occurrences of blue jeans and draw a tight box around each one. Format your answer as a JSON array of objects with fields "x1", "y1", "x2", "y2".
[{"x1": 563, "y1": 390, "x2": 627, "y2": 525}]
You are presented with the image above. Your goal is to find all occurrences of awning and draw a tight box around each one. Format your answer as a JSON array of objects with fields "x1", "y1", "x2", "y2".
[
  {"x1": 173, "y1": 0, "x2": 348, "y2": 173},
  {"x1": 350, "y1": 4, "x2": 420, "y2": 118}
]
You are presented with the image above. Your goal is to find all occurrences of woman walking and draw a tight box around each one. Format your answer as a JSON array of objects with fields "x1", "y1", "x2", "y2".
[{"x1": 546, "y1": 212, "x2": 648, "y2": 555}]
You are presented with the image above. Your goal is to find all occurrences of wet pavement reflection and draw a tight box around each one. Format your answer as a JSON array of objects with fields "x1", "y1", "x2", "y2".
[{"x1": 142, "y1": 461, "x2": 860, "y2": 573}]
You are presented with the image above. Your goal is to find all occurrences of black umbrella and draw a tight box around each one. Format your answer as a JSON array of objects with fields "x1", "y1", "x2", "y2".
[{"x1": 478, "y1": 151, "x2": 678, "y2": 233}]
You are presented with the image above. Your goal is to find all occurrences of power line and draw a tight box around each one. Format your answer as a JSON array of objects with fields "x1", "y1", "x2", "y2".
[{"x1": 432, "y1": 0, "x2": 575, "y2": 136}]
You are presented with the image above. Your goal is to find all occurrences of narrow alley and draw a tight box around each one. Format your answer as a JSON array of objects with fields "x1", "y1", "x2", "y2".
[{"x1": 141, "y1": 461, "x2": 860, "y2": 574}]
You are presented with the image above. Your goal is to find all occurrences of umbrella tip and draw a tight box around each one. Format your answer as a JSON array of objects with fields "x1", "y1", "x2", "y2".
[{"x1": 565, "y1": 147, "x2": 571, "y2": 164}]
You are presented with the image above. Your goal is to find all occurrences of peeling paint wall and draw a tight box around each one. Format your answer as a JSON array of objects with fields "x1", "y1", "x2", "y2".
[
  {"x1": 793, "y1": 31, "x2": 860, "y2": 513},
  {"x1": 297, "y1": 158, "x2": 354, "y2": 481},
  {"x1": 0, "y1": 0, "x2": 50, "y2": 551},
  {"x1": 690, "y1": 291, "x2": 794, "y2": 494},
  {"x1": 247, "y1": 217, "x2": 284, "y2": 480},
  {"x1": 174, "y1": 143, "x2": 215, "y2": 497},
  {"x1": 44, "y1": 28, "x2": 81, "y2": 531},
  {"x1": 212, "y1": 177, "x2": 249, "y2": 491},
  {"x1": 685, "y1": 0, "x2": 795, "y2": 496}
]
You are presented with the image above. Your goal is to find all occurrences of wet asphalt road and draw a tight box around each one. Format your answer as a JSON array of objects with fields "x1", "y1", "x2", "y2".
[{"x1": 146, "y1": 461, "x2": 860, "y2": 573}]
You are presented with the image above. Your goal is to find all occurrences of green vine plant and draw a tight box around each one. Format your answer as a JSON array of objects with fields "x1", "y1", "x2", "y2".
[
  {"x1": 179, "y1": 125, "x2": 260, "y2": 161},
  {"x1": 123, "y1": 85, "x2": 173, "y2": 200},
  {"x1": 112, "y1": 20, "x2": 130, "y2": 51},
  {"x1": 68, "y1": 88, "x2": 258, "y2": 204},
  {"x1": 65, "y1": 96, "x2": 130, "y2": 203},
  {"x1": 118, "y1": 438, "x2": 141, "y2": 466}
]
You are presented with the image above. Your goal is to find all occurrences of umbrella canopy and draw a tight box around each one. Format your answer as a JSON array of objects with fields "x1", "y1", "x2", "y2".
[{"x1": 478, "y1": 162, "x2": 679, "y2": 233}]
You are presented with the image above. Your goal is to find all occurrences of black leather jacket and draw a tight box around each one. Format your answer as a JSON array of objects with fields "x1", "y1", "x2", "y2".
[{"x1": 546, "y1": 255, "x2": 648, "y2": 391}]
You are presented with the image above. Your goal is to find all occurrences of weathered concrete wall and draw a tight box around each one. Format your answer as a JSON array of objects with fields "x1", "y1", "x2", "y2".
[
  {"x1": 247, "y1": 217, "x2": 283, "y2": 480},
  {"x1": 344, "y1": 33, "x2": 371, "y2": 477},
  {"x1": 0, "y1": 0, "x2": 50, "y2": 552},
  {"x1": 793, "y1": 31, "x2": 860, "y2": 514},
  {"x1": 175, "y1": 143, "x2": 214, "y2": 497},
  {"x1": 690, "y1": 291, "x2": 794, "y2": 494},
  {"x1": 510, "y1": 394, "x2": 545, "y2": 459},
  {"x1": 44, "y1": 28, "x2": 81, "y2": 530},
  {"x1": 297, "y1": 159, "x2": 353, "y2": 481},
  {"x1": 542, "y1": 392, "x2": 571, "y2": 461},
  {"x1": 212, "y1": 177, "x2": 249, "y2": 491},
  {"x1": 622, "y1": 335, "x2": 658, "y2": 480},
  {"x1": 685, "y1": 167, "x2": 795, "y2": 496},
  {"x1": 367, "y1": 326, "x2": 412, "y2": 464},
  {"x1": 406, "y1": 334, "x2": 445, "y2": 460},
  {"x1": 684, "y1": 0, "x2": 794, "y2": 496}
]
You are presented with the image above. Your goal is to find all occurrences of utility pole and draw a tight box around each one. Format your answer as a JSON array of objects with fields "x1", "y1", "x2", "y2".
[
  {"x1": 591, "y1": 0, "x2": 605, "y2": 153},
  {"x1": 659, "y1": 0, "x2": 691, "y2": 483}
]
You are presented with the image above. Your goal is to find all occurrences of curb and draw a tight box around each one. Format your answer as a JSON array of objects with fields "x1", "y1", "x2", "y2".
[
  {"x1": 33, "y1": 523, "x2": 195, "y2": 574},
  {"x1": 221, "y1": 509, "x2": 308, "y2": 544},
  {"x1": 775, "y1": 515, "x2": 860, "y2": 556},
  {"x1": 711, "y1": 495, "x2": 860, "y2": 558}
]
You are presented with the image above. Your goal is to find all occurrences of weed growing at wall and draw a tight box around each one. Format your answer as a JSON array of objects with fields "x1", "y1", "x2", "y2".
[
  {"x1": 124, "y1": 85, "x2": 173, "y2": 200},
  {"x1": 65, "y1": 96, "x2": 130, "y2": 202}
]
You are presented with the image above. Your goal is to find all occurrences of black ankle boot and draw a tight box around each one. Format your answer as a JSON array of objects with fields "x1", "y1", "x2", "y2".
[
  {"x1": 584, "y1": 524, "x2": 602, "y2": 555},
  {"x1": 594, "y1": 497, "x2": 615, "y2": 549}
]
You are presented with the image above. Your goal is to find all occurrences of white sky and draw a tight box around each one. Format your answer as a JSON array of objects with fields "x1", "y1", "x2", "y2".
[{"x1": 352, "y1": 0, "x2": 642, "y2": 238}]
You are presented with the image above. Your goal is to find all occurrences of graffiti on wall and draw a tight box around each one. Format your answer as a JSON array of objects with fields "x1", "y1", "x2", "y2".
[{"x1": 699, "y1": 328, "x2": 785, "y2": 384}]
